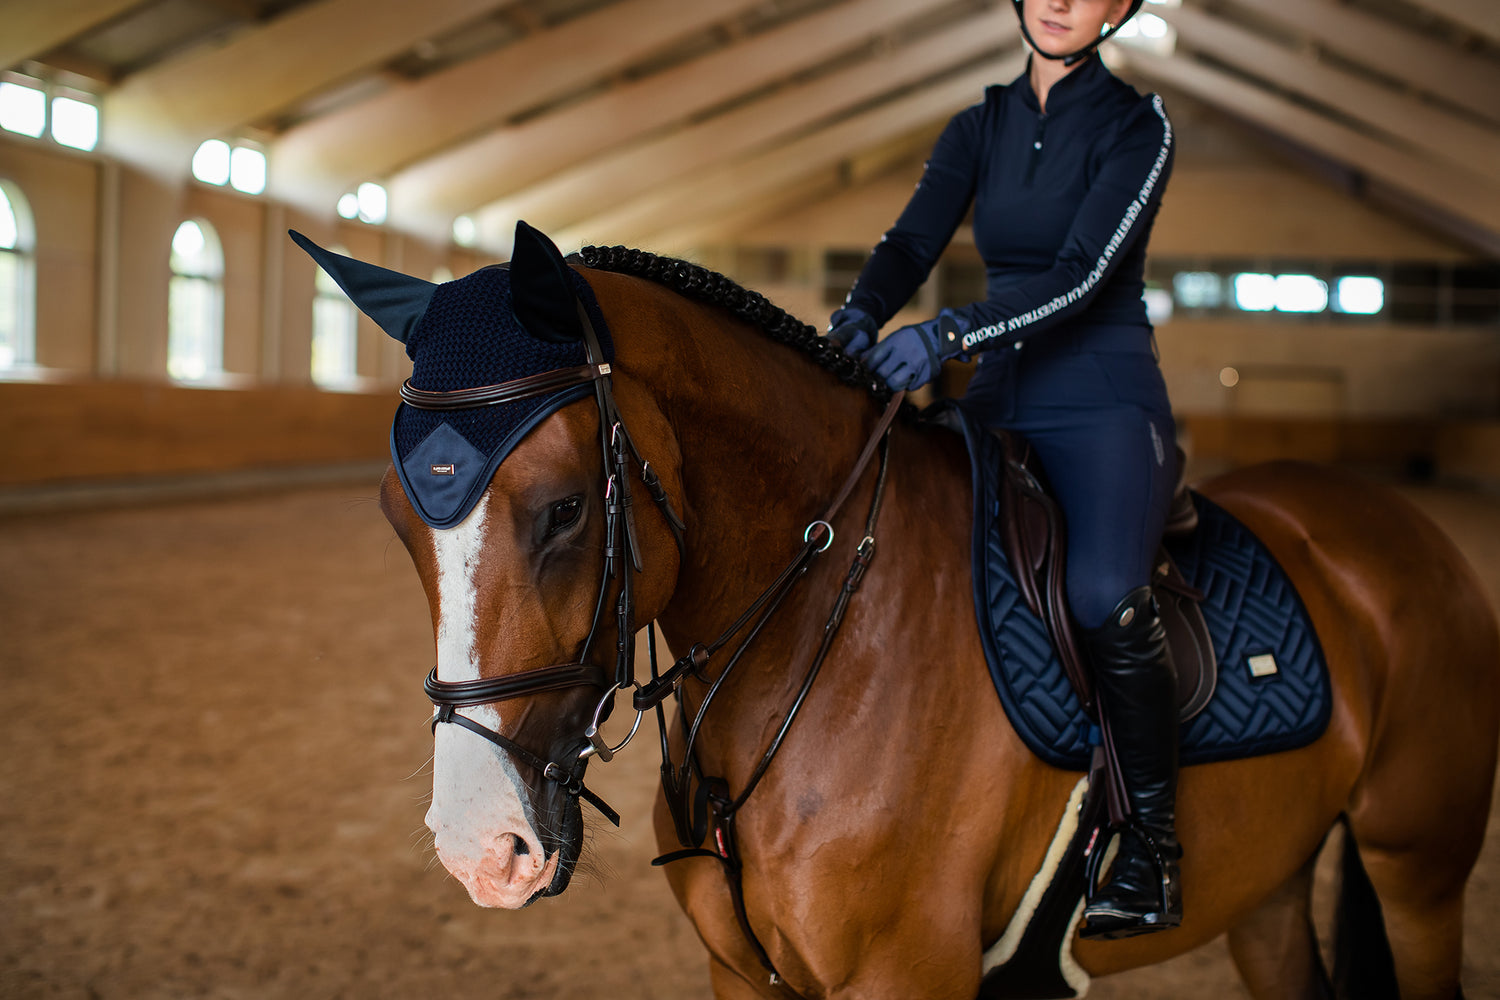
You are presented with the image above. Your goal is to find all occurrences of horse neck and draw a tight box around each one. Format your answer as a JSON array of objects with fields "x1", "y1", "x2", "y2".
[{"x1": 619, "y1": 292, "x2": 884, "y2": 648}]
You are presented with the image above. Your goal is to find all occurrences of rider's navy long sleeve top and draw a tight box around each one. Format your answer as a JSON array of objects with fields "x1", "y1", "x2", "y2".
[{"x1": 844, "y1": 53, "x2": 1173, "y2": 357}]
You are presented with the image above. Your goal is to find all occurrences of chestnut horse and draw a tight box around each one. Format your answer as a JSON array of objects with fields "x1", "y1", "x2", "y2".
[{"x1": 376, "y1": 241, "x2": 1498, "y2": 999}]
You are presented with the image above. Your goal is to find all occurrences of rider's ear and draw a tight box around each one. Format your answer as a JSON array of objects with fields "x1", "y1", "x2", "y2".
[{"x1": 510, "y1": 220, "x2": 584, "y2": 344}]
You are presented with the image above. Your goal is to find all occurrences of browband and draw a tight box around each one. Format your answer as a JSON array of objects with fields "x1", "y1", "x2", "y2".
[{"x1": 400, "y1": 362, "x2": 612, "y2": 411}]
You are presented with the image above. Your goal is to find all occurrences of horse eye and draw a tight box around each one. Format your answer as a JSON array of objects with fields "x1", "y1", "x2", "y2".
[{"x1": 547, "y1": 496, "x2": 583, "y2": 536}]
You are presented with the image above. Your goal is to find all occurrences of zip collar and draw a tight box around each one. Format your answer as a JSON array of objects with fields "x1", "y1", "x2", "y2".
[{"x1": 1015, "y1": 51, "x2": 1109, "y2": 115}]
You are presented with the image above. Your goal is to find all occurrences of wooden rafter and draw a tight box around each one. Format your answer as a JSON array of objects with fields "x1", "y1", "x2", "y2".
[
  {"x1": 1399, "y1": 0, "x2": 1500, "y2": 46},
  {"x1": 472, "y1": 9, "x2": 1020, "y2": 247},
  {"x1": 1120, "y1": 47, "x2": 1500, "y2": 250},
  {"x1": 552, "y1": 50, "x2": 1030, "y2": 252},
  {"x1": 1162, "y1": 5, "x2": 1500, "y2": 184},
  {"x1": 102, "y1": 0, "x2": 519, "y2": 175},
  {"x1": 1222, "y1": 0, "x2": 1500, "y2": 127},
  {"x1": 385, "y1": 0, "x2": 956, "y2": 238},
  {"x1": 268, "y1": 0, "x2": 766, "y2": 212},
  {"x1": 648, "y1": 171, "x2": 848, "y2": 253},
  {"x1": 0, "y1": 0, "x2": 146, "y2": 72}
]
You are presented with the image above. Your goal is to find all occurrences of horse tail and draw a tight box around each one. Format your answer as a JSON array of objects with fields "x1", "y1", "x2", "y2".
[{"x1": 1331, "y1": 815, "x2": 1399, "y2": 999}]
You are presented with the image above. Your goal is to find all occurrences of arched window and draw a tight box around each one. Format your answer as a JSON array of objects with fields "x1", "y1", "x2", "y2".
[
  {"x1": 311, "y1": 247, "x2": 358, "y2": 388},
  {"x1": 0, "y1": 180, "x2": 36, "y2": 371},
  {"x1": 167, "y1": 219, "x2": 224, "y2": 381}
]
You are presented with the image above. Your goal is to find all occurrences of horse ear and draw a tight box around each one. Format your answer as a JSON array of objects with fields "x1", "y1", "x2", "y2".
[
  {"x1": 510, "y1": 220, "x2": 584, "y2": 344},
  {"x1": 288, "y1": 230, "x2": 437, "y2": 345}
]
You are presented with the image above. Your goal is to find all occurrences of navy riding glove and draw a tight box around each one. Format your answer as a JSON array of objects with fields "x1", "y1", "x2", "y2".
[
  {"x1": 826, "y1": 306, "x2": 879, "y2": 357},
  {"x1": 861, "y1": 310, "x2": 969, "y2": 390}
]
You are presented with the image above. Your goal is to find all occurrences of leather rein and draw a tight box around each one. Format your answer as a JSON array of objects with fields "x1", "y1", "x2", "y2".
[{"x1": 410, "y1": 295, "x2": 903, "y2": 985}]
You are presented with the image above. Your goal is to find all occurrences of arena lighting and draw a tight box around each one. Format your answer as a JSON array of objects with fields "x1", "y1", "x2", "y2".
[
  {"x1": 452, "y1": 215, "x2": 478, "y2": 247},
  {"x1": 1334, "y1": 276, "x2": 1384, "y2": 315},
  {"x1": 337, "y1": 192, "x2": 360, "y2": 219},
  {"x1": 50, "y1": 96, "x2": 98, "y2": 151},
  {"x1": 357, "y1": 182, "x2": 387, "y2": 225},
  {"x1": 1232, "y1": 273, "x2": 1277, "y2": 312},
  {"x1": 1273, "y1": 274, "x2": 1329, "y2": 313},
  {"x1": 229, "y1": 146, "x2": 266, "y2": 195},
  {"x1": 1143, "y1": 287, "x2": 1174, "y2": 324},
  {"x1": 1173, "y1": 271, "x2": 1222, "y2": 308},
  {"x1": 192, "y1": 140, "x2": 231, "y2": 185},
  {"x1": 1112, "y1": 7, "x2": 1177, "y2": 53},
  {"x1": 0, "y1": 81, "x2": 46, "y2": 138}
]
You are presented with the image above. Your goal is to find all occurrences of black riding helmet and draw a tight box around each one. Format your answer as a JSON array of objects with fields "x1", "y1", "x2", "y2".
[{"x1": 1010, "y1": 0, "x2": 1148, "y2": 66}]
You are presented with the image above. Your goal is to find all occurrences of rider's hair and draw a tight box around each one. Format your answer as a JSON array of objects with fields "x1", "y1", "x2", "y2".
[{"x1": 579, "y1": 244, "x2": 897, "y2": 406}]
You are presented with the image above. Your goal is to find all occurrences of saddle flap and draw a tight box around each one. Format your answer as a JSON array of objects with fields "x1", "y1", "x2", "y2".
[
  {"x1": 1154, "y1": 551, "x2": 1217, "y2": 722},
  {"x1": 997, "y1": 429, "x2": 1095, "y2": 718},
  {"x1": 995, "y1": 428, "x2": 1217, "y2": 725}
]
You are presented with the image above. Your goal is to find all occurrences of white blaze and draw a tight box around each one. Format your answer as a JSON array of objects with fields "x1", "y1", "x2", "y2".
[{"x1": 425, "y1": 496, "x2": 554, "y2": 906}]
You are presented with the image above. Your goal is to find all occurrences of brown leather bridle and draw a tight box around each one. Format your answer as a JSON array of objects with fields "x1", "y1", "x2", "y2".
[
  {"x1": 415, "y1": 298, "x2": 685, "y2": 827},
  {"x1": 409, "y1": 289, "x2": 905, "y2": 979}
]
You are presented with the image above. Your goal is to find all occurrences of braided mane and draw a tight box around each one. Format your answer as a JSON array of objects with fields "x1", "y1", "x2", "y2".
[{"x1": 578, "y1": 245, "x2": 896, "y2": 406}]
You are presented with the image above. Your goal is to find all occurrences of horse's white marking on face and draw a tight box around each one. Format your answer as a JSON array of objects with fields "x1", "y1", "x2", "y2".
[
  {"x1": 425, "y1": 495, "x2": 553, "y2": 907},
  {"x1": 432, "y1": 494, "x2": 492, "y2": 692}
]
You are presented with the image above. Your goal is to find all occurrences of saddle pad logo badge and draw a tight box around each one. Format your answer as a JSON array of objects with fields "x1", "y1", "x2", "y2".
[
  {"x1": 1247, "y1": 653, "x2": 1280, "y2": 679},
  {"x1": 430, "y1": 464, "x2": 456, "y2": 476}
]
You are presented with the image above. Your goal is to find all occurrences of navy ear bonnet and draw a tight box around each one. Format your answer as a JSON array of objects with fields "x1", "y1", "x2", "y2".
[
  {"x1": 394, "y1": 266, "x2": 612, "y2": 529},
  {"x1": 289, "y1": 231, "x2": 613, "y2": 530}
]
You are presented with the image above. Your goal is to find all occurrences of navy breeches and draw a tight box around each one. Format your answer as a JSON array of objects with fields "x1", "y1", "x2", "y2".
[{"x1": 960, "y1": 334, "x2": 1177, "y2": 630}]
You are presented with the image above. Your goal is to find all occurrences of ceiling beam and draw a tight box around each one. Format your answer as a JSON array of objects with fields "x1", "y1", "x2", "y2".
[
  {"x1": 0, "y1": 0, "x2": 145, "y2": 72},
  {"x1": 1222, "y1": 0, "x2": 1500, "y2": 126},
  {"x1": 269, "y1": 0, "x2": 764, "y2": 213},
  {"x1": 552, "y1": 50, "x2": 1030, "y2": 252},
  {"x1": 658, "y1": 123, "x2": 945, "y2": 250},
  {"x1": 102, "y1": 0, "x2": 517, "y2": 177},
  {"x1": 474, "y1": 10, "x2": 1020, "y2": 248},
  {"x1": 386, "y1": 0, "x2": 955, "y2": 239},
  {"x1": 1119, "y1": 48, "x2": 1500, "y2": 252},
  {"x1": 649, "y1": 171, "x2": 848, "y2": 254},
  {"x1": 1161, "y1": 5, "x2": 1500, "y2": 184},
  {"x1": 1399, "y1": 0, "x2": 1500, "y2": 46}
]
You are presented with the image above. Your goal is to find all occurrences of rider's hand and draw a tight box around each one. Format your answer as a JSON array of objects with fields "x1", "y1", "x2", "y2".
[
  {"x1": 861, "y1": 311, "x2": 967, "y2": 390},
  {"x1": 825, "y1": 307, "x2": 879, "y2": 357}
]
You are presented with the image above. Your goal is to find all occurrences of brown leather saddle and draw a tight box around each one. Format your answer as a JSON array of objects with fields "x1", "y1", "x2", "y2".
[{"x1": 995, "y1": 430, "x2": 1218, "y2": 733}]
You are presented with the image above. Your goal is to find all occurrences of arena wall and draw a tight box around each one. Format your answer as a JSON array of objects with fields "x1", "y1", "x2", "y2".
[{"x1": 3, "y1": 104, "x2": 1497, "y2": 494}]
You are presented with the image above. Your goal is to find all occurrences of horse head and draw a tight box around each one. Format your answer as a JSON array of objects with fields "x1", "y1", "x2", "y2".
[{"x1": 292, "y1": 223, "x2": 682, "y2": 908}]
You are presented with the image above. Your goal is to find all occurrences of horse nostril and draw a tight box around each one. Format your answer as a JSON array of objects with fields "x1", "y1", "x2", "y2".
[{"x1": 512, "y1": 834, "x2": 530, "y2": 856}]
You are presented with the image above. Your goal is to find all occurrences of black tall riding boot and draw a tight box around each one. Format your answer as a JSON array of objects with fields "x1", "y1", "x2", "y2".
[{"x1": 1079, "y1": 585, "x2": 1183, "y2": 940}]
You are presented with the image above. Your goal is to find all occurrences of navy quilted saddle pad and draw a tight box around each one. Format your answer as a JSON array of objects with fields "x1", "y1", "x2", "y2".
[{"x1": 952, "y1": 409, "x2": 1332, "y2": 771}]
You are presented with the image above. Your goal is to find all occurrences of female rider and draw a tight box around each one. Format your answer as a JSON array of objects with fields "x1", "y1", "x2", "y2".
[{"x1": 827, "y1": 0, "x2": 1181, "y2": 939}]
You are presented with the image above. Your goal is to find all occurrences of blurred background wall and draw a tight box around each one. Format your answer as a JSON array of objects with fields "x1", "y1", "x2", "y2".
[{"x1": 2, "y1": 0, "x2": 1497, "y2": 500}]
